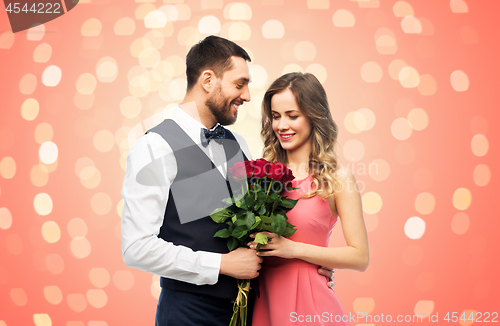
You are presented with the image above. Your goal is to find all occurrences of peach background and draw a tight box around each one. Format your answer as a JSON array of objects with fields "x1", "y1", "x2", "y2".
[{"x1": 0, "y1": 0, "x2": 498, "y2": 325}]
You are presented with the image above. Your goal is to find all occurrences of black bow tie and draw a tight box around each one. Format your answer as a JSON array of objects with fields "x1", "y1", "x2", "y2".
[{"x1": 201, "y1": 124, "x2": 226, "y2": 147}]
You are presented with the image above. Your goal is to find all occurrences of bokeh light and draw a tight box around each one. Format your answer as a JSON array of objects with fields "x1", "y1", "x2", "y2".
[
  {"x1": 0, "y1": 157, "x2": 16, "y2": 179},
  {"x1": 404, "y1": 216, "x2": 426, "y2": 239},
  {"x1": 362, "y1": 192, "x2": 383, "y2": 214},
  {"x1": 34, "y1": 193, "x2": 53, "y2": 216},
  {"x1": 452, "y1": 187, "x2": 472, "y2": 210}
]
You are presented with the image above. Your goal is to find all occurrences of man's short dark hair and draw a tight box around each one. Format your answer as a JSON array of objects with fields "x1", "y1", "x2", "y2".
[{"x1": 186, "y1": 36, "x2": 251, "y2": 91}]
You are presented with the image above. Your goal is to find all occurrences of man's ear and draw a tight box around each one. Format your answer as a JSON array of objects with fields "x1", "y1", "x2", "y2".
[{"x1": 200, "y1": 70, "x2": 215, "y2": 93}]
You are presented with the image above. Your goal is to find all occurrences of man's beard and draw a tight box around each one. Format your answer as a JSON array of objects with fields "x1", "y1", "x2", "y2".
[{"x1": 205, "y1": 84, "x2": 238, "y2": 126}]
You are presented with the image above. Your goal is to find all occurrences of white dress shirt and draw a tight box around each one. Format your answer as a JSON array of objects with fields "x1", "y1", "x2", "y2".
[{"x1": 121, "y1": 107, "x2": 252, "y2": 286}]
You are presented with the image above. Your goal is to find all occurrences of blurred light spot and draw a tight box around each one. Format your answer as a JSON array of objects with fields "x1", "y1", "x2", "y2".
[
  {"x1": 394, "y1": 142, "x2": 416, "y2": 164},
  {"x1": 262, "y1": 20, "x2": 285, "y2": 38},
  {"x1": 198, "y1": 15, "x2": 221, "y2": 34},
  {"x1": 202, "y1": 0, "x2": 223, "y2": 9},
  {"x1": 369, "y1": 158, "x2": 390, "y2": 181},
  {"x1": 19, "y1": 74, "x2": 37, "y2": 95},
  {"x1": 343, "y1": 139, "x2": 365, "y2": 162},
  {"x1": 393, "y1": 1, "x2": 414, "y2": 17},
  {"x1": 130, "y1": 38, "x2": 153, "y2": 58},
  {"x1": 362, "y1": 192, "x2": 382, "y2": 214},
  {"x1": 44, "y1": 286, "x2": 62, "y2": 305},
  {"x1": 168, "y1": 78, "x2": 187, "y2": 100},
  {"x1": 129, "y1": 75, "x2": 151, "y2": 97},
  {"x1": 27, "y1": 24, "x2": 45, "y2": 41},
  {"x1": 282, "y1": 64, "x2": 303, "y2": 75},
  {"x1": 158, "y1": 4, "x2": 178, "y2": 21},
  {"x1": 151, "y1": 275, "x2": 161, "y2": 299},
  {"x1": 34, "y1": 123, "x2": 53, "y2": 144},
  {"x1": 471, "y1": 134, "x2": 488, "y2": 156},
  {"x1": 0, "y1": 31, "x2": 15, "y2": 49},
  {"x1": 404, "y1": 216, "x2": 425, "y2": 239},
  {"x1": 30, "y1": 165, "x2": 49, "y2": 187},
  {"x1": 11, "y1": 288, "x2": 27, "y2": 306},
  {"x1": 120, "y1": 96, "x2": 142, "y2": 118},
  {"x1": 471, "y1": 116, "x2": 488, "y2": 134},
  {"x1": 39, "y1": 141, "x2": 58, "y2": 164},
  {"x1": 452, "y1": 188, "x2": 472, "y2": 210},
  {"x1": 71, "y1": 237, "x2": 91, "y2": 259},
  {"x1": 364, "y1": 213, "x2": 379, "y2": 232},
  {"x1": 408, "y1": 108, "x2": 428, "y2": 131},
  {"x1": 344, "y1": 111, "x2": 362, "y2": 134},
  {"x1": 294, "y1": 41, "x2": 316, "y2": 61},
  {"x1": 401, "y1": 16, "x2": 422, "y2": 34},
  {"x1": 418, "y1": 74, "x2": 437, "y2": 96},
  {"x1": 307, "y1": 0, "x2": 329, "y2": 9},
  {"x1": 114, "y1": 17, "x2": 136, "y2": 35},
  {"x1": 473, "y1": 164, "x2": 490, "y2": 186},
  {"x1": 0, "y1": 207, "x2": 12, "y2": 230},
  {"x1": 248, "y1": 65, "x2": 268, "y2": 88},
  {"x1": 178, "y1": 26, "x2": 202, "y2": 48},
  {"x1": 452, "y1": 212, "x2": 470, "y2": 234},
  {"x1": 113, "y1": 270, "x2": 135, "y2": 290},
  {"x1": 81, "y1": 18, "x2": 102, "y2": 36},
  {"x1": 42, "y1": 65, "x2": 62, "y2": 87},
  {"x1": 391, "y1": 118, "x2": 412, "y2": 140},
  {"x1": 144, "y1": 30, "x2": 165, "y2": 49},
  {"x1": 33, "y1": 314, "x2": 51, "y2": 326},
  {"x1": 174, "y1": 4, "x2": 191, "y2": 20},
  {"x1": 419, "y1": 17, "x2": 435, "y2": 35},
  {"x1": 96, "y1": 57, "x2": 118, "y2": 83},
  {"x1": 388, "y1": 59, "x2": 407, "y2": 80},
  {"x1": 34, "y1": 193, "x2": 53, "y2": 215},
  {"x1": 461, "y1": 25, "x2": 478, "y2": 44},
  {"x1": 333, "y1": 9, "x2": 355, "y2": 27},
  {"x1": 450, "y1": 70, "x2": 469, "y2": 91},
  {"x1": 89, "y1": 268, "x2": 111, "y2": 288},
  {"x1": 166, "y1": 55, "x2": 185, "y2": 76},
  {"x1": 68, "y1": 218, "x2": 88, "y2": 238},
  {"x1": 376, "y1": 34, "x2": 397, "y2": 54},
  {"x1": 144, "y1": 10, "x2": 167, "y2": 28},
  {"x1": 42, "y1": 221, "x2": 61, "y2": 243},
  {"x1": 45, "y1": 253, "x2": 64, "y2": 274},
  {"x1": 414, "y1": 300, "x2": 434, "y2": 319},
  {"x1": 399, "y1": 66, "x2": 420, "y2": 88},
  {"x1": 450, "y1": 0, "x2": 468, "y2": 13},
  {"x1": 414, "y1": 167, "x2": 433, "y2": 190},
  {"x1": 224, "y1": 3, "x2": 252, "y2": 20},
  {"x1": 33, "y1": 43, "x2": 52, "y2": 63},
  {"x1": 402, "y1": 244, "x2": 423, "y2": 266},
  {"x1": 354, "y1": 108, "x2": 376, "y2": 131},
  {"x1": 75, "y1": 157, "x2": 95, "y2": 178},
  {"x1": 74, "y1": 93, "x2": 94, "y2": 110},
  {"x1": 361, "y1": 62, "x2": 383, "y2": 83},
  {"x1": 226, "y1": 22, "x2": 251, "y2": 41},
  {"x1": 0, "y1": 157, "x2": 16, "y2": 179},
  {"x1": 415, "y1": 192, "x2": 435, "y2": 215},
  {"x1": 76, "y1": 73, "x2": 97, "y2": 95},
  {"x1": 86, "y1": 289, "x2": 108, "y2": 308},
  {"x1": 116, "y1": 199, "x2": 124, "y2": 218},
  {"x1": 88, "y1": 322, "x2": 108, "y2": 326},
  {"x1": 358, "y1": 0, "x2": 380, "y2": 8},
  {"x1": 305, "y1": 64, "x2": 327, "y2": 84},
  {"x1": 353, "y1": 297, "x2": 375, "y2": 314},
  {"x1": 80, "y1": 167, "x2": 101, "y2": 189},
  {"x1": 21, "y1": 98, "x2": 39, "y2": 121},
  {"x1": 93, "y1": 130, "x2": 115, "y2": 153},
  {"x1": 67, "y1": 293, "x2": 87, "y2": 312},
  {"x1": 91, "y1": 193, "x2": 112, "y2": 215}
]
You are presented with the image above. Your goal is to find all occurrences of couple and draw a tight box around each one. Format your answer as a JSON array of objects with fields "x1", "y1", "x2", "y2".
[{"x1": 121, "y1": 36, "x2": 369, "y2": 325}]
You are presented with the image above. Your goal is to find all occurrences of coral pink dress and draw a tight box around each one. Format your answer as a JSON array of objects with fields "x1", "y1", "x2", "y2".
[{"x1": 252, "y1": 175, "x2": 349, "y2": 326}]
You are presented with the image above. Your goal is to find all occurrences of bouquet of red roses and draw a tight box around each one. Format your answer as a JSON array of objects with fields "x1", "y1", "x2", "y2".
[{"x1": 210, "y1": 159, "x2": 298, "y2": 326}]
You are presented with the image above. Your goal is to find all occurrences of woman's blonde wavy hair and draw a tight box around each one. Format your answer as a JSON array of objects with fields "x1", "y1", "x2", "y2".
[{"x1": 261, "y1": 72, "x2": 340, "y2": 199}]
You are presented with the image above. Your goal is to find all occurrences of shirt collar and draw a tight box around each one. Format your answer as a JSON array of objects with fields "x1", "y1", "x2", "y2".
[{"x1": 172, "y1": 106, "x2": 221, "y2": 144}]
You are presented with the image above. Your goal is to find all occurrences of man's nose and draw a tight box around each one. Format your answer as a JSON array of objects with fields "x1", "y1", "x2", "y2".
[{"x1": 241, "y1": 86, "x2": 250, "y2": 102}]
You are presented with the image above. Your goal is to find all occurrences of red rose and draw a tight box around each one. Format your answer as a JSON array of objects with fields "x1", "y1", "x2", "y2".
[
  {"x1": 245, "y1": 160, "x2": 254, "y2": 178},
  {"x1": 282, "y1": 167, "x2": 295, "y2": 183},
  {"x1": 268, "y1": 162, "x2": 287, "y2": 181},
  {"x1": 253, "y1": 158, "x2": 269, "y2": 178},
  {"x1": 229, "y1": 161, "x2": 247, "y2": 180}
]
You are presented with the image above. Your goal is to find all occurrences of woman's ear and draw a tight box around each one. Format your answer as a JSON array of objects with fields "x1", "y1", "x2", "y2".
[{"x1": 200, "y1": 70, "x2": 214, "y2": 93}]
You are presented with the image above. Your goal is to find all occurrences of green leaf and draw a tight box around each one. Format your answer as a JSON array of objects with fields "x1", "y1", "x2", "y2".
[
  {"x1": 222, "y1": 197, "x2": 234, "y2": 206},
  {"x1": 267, "y1": 192, "x2": 279, "y2": 204},
  {"x1": 282, "y1": 223, "x2": 297, "y2": 238},
  {"x1": 232, "y1": 225, "x2": 248, "y2": 239},
  {"x1": 254, "y1": 192, "x2": 267, "y2": 210},
  {"x1": 280, "y1": 198, "x2": 298, "y2": 209},
  {"x1": 271, "y1": 213, "x2": 287, "y2": 236},
  {"x1": 210, "y1": 209, "x2": 231, "y2": 223},
  {"x1": 253, "y1": 232, "x2": 269, "y2": 245},
  {"x1": 244, "y1": 212, "x2": 256, "y2": 229},
  {"x1": 257, "y1": 204, "x2": 266, "y2": 215},
  {"x1": 214, "y1": 228, "x2": 231, "y2": 238},
  {"x1": 235, "y1": 199, "x2": 248, "y2": 210},
  {"x1": 227, "y1": 237, "x2": 239, "y2": 251},
  {"x1": 245, "y1": 193, "x2": 256, "y2": 208},
  {"x1": 250, "y1": 216, "x2": 261, "y2": 230}
]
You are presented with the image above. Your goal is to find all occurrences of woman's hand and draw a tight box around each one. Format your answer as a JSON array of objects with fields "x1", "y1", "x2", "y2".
[{"x1": 248, "y1": 231, "x2": 300, "y2": 259}]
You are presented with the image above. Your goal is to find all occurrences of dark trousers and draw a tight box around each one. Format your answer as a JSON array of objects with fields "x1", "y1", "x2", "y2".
[{"x1": 155, "y1": 288, "x2": 234, "y2": 326}]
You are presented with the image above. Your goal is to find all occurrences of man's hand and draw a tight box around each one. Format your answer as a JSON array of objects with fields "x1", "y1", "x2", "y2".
[
  {"x1": 220, "y1": 247, "x2": 263, "y2": 279},
  {"x1": 318, "y1": 267, "x2": 335, "y2": 288}
]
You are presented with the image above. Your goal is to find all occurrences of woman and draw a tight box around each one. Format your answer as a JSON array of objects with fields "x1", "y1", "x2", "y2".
[{"x1": 250, "y1": 72, "x2": 369, "y2": 325}]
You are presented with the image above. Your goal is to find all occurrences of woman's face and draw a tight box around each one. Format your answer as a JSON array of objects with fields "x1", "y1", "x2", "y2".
[{"x1": 271, "y1": 89, "x2": 312, "y2": 154}]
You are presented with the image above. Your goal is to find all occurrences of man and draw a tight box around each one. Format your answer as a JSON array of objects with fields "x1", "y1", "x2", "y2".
[{"x1": 121, "y1": 36, "x2": 333, "y2": 325}]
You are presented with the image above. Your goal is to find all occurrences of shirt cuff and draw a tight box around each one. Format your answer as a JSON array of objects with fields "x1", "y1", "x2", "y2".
[{"x1": 196, "y1": 252, "x2": 222, "y2": 285}]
